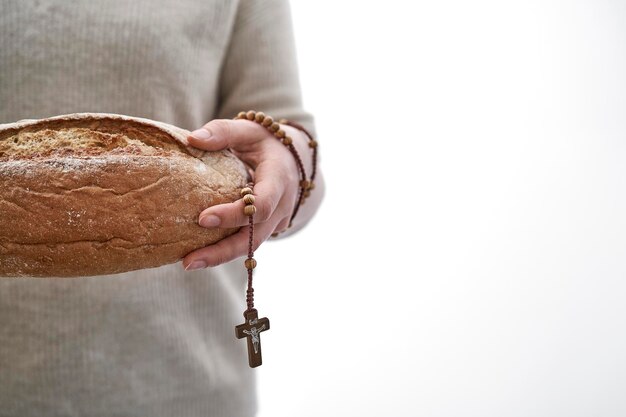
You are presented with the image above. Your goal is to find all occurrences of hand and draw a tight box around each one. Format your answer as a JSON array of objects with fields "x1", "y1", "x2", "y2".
[{"x1": 181, "y1": 119, "x2": 302, "y2": 271}]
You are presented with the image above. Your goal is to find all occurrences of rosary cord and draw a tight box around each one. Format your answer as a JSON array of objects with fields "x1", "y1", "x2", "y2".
[
  {"x1": 280, "y1": 119, "x2": 318, "y2": 182},
  {"x1": 245, "y1": 208, "x2": 255, "y2": 312},
  {"x1": 285, "y1": 142, "x2": 307, "y2": 227}
]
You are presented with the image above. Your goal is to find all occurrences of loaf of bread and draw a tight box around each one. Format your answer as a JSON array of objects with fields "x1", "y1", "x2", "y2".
[{"x1": 0, "y1": 113, "x2": 249, "y2": 277}]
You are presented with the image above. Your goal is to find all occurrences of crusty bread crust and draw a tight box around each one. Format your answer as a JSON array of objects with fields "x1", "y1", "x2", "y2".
[{"x1": 0, "y1": 113, "x2": 248, "y2": 277}]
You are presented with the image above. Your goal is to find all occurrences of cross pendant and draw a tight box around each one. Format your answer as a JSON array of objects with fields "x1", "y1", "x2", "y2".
[{"x1": 235, "y1": 308, "x2": 270, "y2": 368}]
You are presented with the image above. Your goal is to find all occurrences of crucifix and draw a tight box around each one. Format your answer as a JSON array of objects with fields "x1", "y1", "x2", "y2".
[{"x1": 236, "y1": 308, "x2": 270, "y2": 368}]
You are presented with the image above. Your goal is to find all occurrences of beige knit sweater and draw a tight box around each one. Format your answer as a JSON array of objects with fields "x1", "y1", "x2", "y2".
[{"x1": 0, "y1": 1, "x2": 314, "y2": 416}]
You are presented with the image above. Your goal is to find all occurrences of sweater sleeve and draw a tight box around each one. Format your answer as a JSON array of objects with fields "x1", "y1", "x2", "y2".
[{"x1": 215, "y1": 0, "x2": 316, "y2": 136}]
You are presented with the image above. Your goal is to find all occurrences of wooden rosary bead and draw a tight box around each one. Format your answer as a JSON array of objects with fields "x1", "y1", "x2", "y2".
[
  {"x1": 240, "y1": 187, "x2": 253, "y2": 196},
  {"x1": 244, "y1": 205, "x2": 257, "y2": 216},
  {"x1": 282, "y1": 136, "x2": 293, "y2": 145},
  {"x1": 309, "y1": 140, "x2": 318, "y2": 148},
  {"x1": 275, "y1": 129, "x2": 286, "y2": 139},
  {"x1": 262, "y1": 116, "x2": 273, "y2": 127},
  {"x1": 255, "y1": 112, "x2": 266, "y2": 123},
  {"x1": 236, "y1": 111, "x2": 247, "y2": 119},
  {"x1": 270, "y1": 122, "x2": 280, "y2": 133},
  {"x1": 246, "y1": 110, "x2": 256, "y2": 120},
  {"x1": 243, "y1": 194, "x2": 255, "y2": 205},
  {"x1": 245, "y1": 258, "x2": 257, "y2": 270}
]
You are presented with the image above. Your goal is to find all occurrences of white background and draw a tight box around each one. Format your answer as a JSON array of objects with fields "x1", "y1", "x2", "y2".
[{"x1": 256, "y1": 1, "x2": 626, "y2": 416}]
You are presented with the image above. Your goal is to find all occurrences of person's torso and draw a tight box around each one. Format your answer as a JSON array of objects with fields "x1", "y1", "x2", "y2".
[
  {"x1": 0, "y1": 0, "x2": 238, "y2": 128},
  {"x1": 0, "y1": 1, "x2": 257, "y2": 416}
]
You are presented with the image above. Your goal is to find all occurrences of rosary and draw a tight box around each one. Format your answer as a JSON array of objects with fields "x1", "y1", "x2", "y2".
[{"x1": 233, "y1": 110, "x2": 318, "y2": 368}]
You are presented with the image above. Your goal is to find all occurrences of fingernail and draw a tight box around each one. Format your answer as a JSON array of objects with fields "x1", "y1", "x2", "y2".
[
  {"x1": 185, "y1": 260, "x2": 208, "y2": 271},
  {"x1": 199, "y1": 215, "x2": 220, "y2": 228},
  {"x1": 190, "y1": 128, "x2": 213, "y2": 141}
]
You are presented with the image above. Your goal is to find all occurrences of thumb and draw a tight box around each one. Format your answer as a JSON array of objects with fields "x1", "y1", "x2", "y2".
[
  {"x1": 187, "y1": 121, "x2": 230, "y2": 151},
  {"x1": 187, "y1": 119, "x2": 271, "y2": 152}
]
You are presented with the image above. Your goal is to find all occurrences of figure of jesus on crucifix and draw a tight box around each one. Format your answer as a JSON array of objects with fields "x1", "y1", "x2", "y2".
[{"x1": 243, "y1": 323, "x2": 266, "y2": 354}]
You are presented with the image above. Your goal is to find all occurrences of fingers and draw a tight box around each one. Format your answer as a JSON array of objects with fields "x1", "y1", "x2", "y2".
[
  {"x1": 182, "y1": 219, "x2": 276, "y2": 269},
  {"x1": 187, "y1": 119, "x2": 269, "y2": 152},
  {"x1": 273, "y1": 216, "x2": 291, "y2": 235},
  {"x1": 185, "y1": 177, "x2": 294, "y2": 269},
  {"x1": 198, "y1": 177, "x2": 283, "y2": 228}
]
